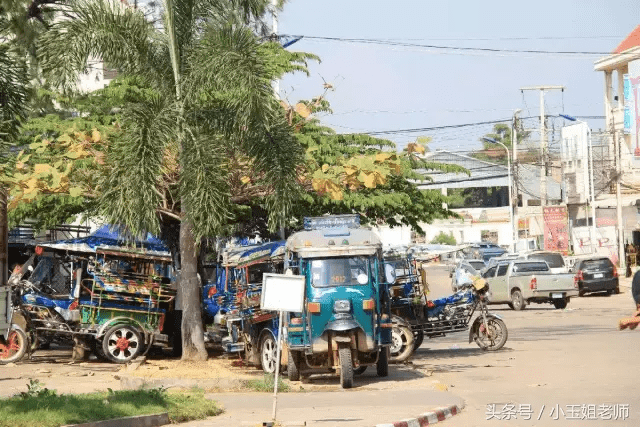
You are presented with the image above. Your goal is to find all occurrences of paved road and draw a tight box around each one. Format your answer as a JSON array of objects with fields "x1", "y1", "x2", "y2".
[{"x1": 413, "y1": 272, "x2": 640, "y2": 427}]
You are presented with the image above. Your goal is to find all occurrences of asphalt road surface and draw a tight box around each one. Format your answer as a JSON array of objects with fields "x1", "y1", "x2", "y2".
[{"x1": 416, "y1": 265, "x2": 640, "y2": 427}]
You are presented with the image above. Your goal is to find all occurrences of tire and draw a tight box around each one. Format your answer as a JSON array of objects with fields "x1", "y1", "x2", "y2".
[
  {"x1": 287, "y1": 349, "x2": 301, "y2": 381},
  {"x1": 338, "y1": 345, "x2": 353, "y2": 388},
  {"x1": 354, "y1": 366, "x2": 367, "y2": 375},
  {"x1": 510, "y1": 289, "x2": 526, "y2": 311},
  {"x1": 260, "y1": 332, "x2": 278, "y2": 374},
  {"x1": 413, "y1": 330, "x2": 424, "y2": 350},
  {"x1": 376, "y1": 347, "x2": 389, "y2": 377},
  {"x1": 614, "y1": 285, "x2": 621, "y2": 295},
  {"x1": 90, "y1": 338, "x2": 109, "y2": 362},
  {"x1": 390, "y1": 322, "x2": 414, "y2": 363},
  {"x1": 0, "y1": 326, "x2": 28, "y2": 364},
  {"x1": 473, "y1": 318, "x2": 508, "y2": 351},
  {"x1": 553, "y1": 299, "x2": 568, "y2": 309},
  {"x1": 101, "y1": 324, "x2": 143, "y2": 364}
]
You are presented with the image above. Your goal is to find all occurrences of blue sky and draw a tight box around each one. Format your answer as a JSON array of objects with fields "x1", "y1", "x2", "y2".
[{"x1": 278, "y1": 0, "x2": 640, "y2": 153}]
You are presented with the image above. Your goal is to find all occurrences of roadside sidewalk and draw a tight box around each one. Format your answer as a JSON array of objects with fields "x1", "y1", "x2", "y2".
[{"x1": 179, "y1": 389, "x2": 464, "y2": 427}]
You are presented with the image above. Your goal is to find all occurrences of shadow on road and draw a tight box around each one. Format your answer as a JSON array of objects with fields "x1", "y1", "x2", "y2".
[{"x1": 302, "y1": 363, "x2": 431, "y2": 389}]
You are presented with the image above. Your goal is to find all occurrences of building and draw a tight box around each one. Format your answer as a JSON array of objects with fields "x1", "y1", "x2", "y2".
[{"x1": 373, "y1": 150, "x2": 561, "y2": 249}]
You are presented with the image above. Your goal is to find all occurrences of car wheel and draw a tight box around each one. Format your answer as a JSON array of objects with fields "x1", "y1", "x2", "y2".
[
  {"x1": 510, "y1": 289, "x2": 526, "y2": 311},
  {"x1": 553, "y1": 299, "x2": 568, "y2": 309}
]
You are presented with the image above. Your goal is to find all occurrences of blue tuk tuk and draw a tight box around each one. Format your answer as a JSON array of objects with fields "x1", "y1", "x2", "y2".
[{"x1": 284, "y1": 215, "x2": 392, "y2": 388}]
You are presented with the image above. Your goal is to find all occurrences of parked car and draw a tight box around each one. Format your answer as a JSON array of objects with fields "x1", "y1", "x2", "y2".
[
  {"x1": 574, "y1": 257, "x2": 620, "y2": 296},
  {"x1": 519, "y1": 251, "x2": 568, "y2": 274},
  {"x1": 464, "y1": 242, "x2": 507, "y2": 262},
  {"x1": 482, "y1": 260, "x2": 578, "y2": 310}
]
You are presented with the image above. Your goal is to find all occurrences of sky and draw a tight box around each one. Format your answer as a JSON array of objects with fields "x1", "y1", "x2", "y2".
[{"x1": 277, "y1": 0, "x2": 640, "y2": 154}]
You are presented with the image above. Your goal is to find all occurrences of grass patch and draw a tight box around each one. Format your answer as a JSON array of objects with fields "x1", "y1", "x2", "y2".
[
  {"x1": 0, "y1": 380, "x2": 222, "y2": 427},
  {"x1": 244, "y1": 374, "x2": 290, "y2": 392}
]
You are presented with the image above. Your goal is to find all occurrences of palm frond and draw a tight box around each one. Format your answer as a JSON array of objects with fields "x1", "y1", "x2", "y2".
[
  {"x1": 185, "y1": 21, "x2": 302, "y2": 230},
  {"x1": 99, "y1": 94, "x2": 177, "y2": 235},
  {"x1": 38, "y1": 0, "x2": 169, "y2": 92},
  {"x1": 0, "y1": 45, "x2": 28, "y2": 146},
  {"x1": 179, "y1": 130, "x2": 231, "y2": 239}
]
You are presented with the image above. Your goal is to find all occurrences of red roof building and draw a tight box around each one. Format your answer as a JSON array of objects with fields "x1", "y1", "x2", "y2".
[{"x1": 614, "y1": 25, "x2": 640, "y2": 54}]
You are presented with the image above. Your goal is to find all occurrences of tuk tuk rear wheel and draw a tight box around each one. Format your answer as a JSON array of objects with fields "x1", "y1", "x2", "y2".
[
  {"x1": 287, "y1": 349, "x2": 301, "y2": 381},
  {"x1": 260, "y1": 332, "x2": 277, "y2": 374},
  {"x1": 390, "y1": 323, "x2": 414, "y2": 362},
  {"x1": 376, "y1": 347, "x2": 389, "y2": 377},
  {"x1": 101, "y1": 324, "x2": 143, "y2": 364},
  {"x1": 338, "y1": 345, "x2": 353, "y2": 389}
]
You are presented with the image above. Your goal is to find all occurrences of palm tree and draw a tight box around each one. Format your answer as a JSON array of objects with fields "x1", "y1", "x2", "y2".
[
  {"x1": 38, "y1": 0, "x2": 304, "y2": 360},
  {"x1": 0, "y1": 17, "x2": 29, "y2": 286}
]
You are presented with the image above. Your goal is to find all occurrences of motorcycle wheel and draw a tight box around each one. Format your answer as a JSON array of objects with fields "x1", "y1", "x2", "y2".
[
  {"x1": 390, "y1": 323, "x2": 415, "y2": 362},
  {"x1": 338, "y1": 344, "x2": 354, "y2": 389},
  {"x1": 0, "y1": 326, "x2": 28, "y2": 364},
  {"x1": 474, "y1": 318, "x2": 508, "y2": 351}
]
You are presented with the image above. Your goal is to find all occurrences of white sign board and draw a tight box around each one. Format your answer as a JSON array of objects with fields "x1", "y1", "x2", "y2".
[{"x1": 261, "y1": 273, "x2": 305, "y2": 313}]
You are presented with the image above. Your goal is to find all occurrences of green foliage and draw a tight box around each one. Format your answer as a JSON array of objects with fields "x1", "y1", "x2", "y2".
[
  {"x1": 0, "y1": 384, "x2": 221, "y2": 427},
  {"x1": 287, "y1": 111, "x2": 467, "y2": 233},
  {"x1": 473, "y1": 121, "x2": 530, "y2": 164},
  {"x1": 430, "y1": 231, "x2": 456, "y2": 246}
]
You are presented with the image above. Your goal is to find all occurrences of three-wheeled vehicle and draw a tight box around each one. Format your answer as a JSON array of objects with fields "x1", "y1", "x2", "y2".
[
  {"x1": 284, "y1": 215, "x2": 392, "y2": 389},
  {"x1": 0, "y1": 227, "x2": 178, "y2": 365},
  {"x1": 202, "y1": 240, "x2": 285, "y2": 373}
]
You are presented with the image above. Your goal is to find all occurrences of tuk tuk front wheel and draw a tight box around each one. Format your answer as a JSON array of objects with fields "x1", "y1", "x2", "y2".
[
  {"x1": 338, "y1": 345, "x2": 353, "y2": 389},
  {"x1": 101, "y1": 324, "x2": 143, "y2": 364},
  {"x1": 0, "y1": 326, "x2": 28, "y2": 364},
  {"x1": 376, "y1": 347, "x2": 389, "y2": 377}
]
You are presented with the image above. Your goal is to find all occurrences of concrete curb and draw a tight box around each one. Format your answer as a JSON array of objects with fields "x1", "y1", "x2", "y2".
[
  {"x1": 374, "y1": 403, "x2": 464, "y2": 427},
  {"x1": 63, "y1": 412, "x2": 169, "y2": 427}
]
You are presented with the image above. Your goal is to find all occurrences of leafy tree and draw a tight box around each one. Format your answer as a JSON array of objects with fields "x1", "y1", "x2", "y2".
[
  {"x1": 430, "y1": 231, "x2": 456, "y2": 246},
  {"x1": 38, "y1": 0, "x2": 310, "y2": 360},
  {"x1": 474, "y1": 121, "x2": 530, "y2": 164},
  {"x1": 280, "y1": 100, "x2": 468, "y2": 233}
]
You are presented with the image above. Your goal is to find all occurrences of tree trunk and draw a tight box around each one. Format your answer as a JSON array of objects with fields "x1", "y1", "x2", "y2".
[
  {"x1": 179, "y1": 218, "x2": 207, "y2": 361},
  {"x1": 0, "y1": 188, "x2": 7, "y2": 286}
]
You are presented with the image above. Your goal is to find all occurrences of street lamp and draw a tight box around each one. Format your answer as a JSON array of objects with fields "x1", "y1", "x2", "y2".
[
  {"x1": 559, "y1": 114, "x2": 597, "y2": 254},
  {"x1": 483, "y1": 137, "x2": 515, "y2": 252}
]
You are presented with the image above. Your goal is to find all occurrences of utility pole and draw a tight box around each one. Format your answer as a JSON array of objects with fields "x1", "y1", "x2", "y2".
[
  {"x1": 614, "y1": 128, "x2": 625, "y2": 268},
  {"x1": 512, "y1": 109, "x2": 522, "y2": 251},
  {"x1": 520, "y1": 86, "x2": 564, "y2": 207}
]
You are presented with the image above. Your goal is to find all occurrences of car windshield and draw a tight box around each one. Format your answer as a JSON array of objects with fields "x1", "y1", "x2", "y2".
[
  {"x1": 310, "y1": 256, "x2": 372, "y2": 287},
  {"x1": 582, "y1": 259, "x2": 612, "y2": 270},
  {"x1": 469, "y1": 261, "x2": 486, "y2": 270},
  {"x1": 529, "y1": 253, "x2": 565, "y2": 268}
]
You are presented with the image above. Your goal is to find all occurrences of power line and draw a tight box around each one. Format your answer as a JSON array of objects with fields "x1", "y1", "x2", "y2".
[{"x1": 280, "y1": 35, "x2": 631, "y2": 57}]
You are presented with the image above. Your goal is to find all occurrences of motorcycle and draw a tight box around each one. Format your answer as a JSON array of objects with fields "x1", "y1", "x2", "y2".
[{"x1": 391, "y1": 277, "x2": 508, "y2": 357}]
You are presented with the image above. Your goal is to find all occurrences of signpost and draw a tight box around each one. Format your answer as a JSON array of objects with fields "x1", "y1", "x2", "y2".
[{"x1": 260, "y1": 272, "x2": 305, "y2": 422}]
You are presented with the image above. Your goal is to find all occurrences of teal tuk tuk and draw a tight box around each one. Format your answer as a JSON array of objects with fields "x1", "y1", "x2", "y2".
[{"x1": 284, "y1": 215, "x2": 392, "y2": 388}]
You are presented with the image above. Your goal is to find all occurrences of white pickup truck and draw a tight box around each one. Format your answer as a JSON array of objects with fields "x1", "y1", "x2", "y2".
[{"x1": 482, "y1": 260, "x2": 578, "y2": 310}]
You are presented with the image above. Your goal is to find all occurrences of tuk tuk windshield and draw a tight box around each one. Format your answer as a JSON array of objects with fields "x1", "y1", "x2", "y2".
[{"x1": 310, "y1": 256, "x2": 373, "y2": 287}]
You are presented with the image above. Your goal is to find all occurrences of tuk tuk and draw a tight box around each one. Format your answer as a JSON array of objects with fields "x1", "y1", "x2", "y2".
[
  {"x1": 202, "y1": 240, "x2": 286, "y2": 373},
  {"x1": 284, "y1": 215, "x2": 392, "y2": 389}
]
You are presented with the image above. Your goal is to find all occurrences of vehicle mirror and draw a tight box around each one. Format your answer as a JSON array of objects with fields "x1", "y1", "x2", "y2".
[
  {"x1": 357, "y1": 273, "x2": 368, "y2": 285},
  {"x1": 384, "y1": 263, "x2": 396, "y2": 284}
]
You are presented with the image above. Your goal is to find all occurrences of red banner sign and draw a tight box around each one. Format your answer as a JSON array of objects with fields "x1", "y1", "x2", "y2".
[{"x1": 543, "y1": 206, "x2": 569, "y2": 255}]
